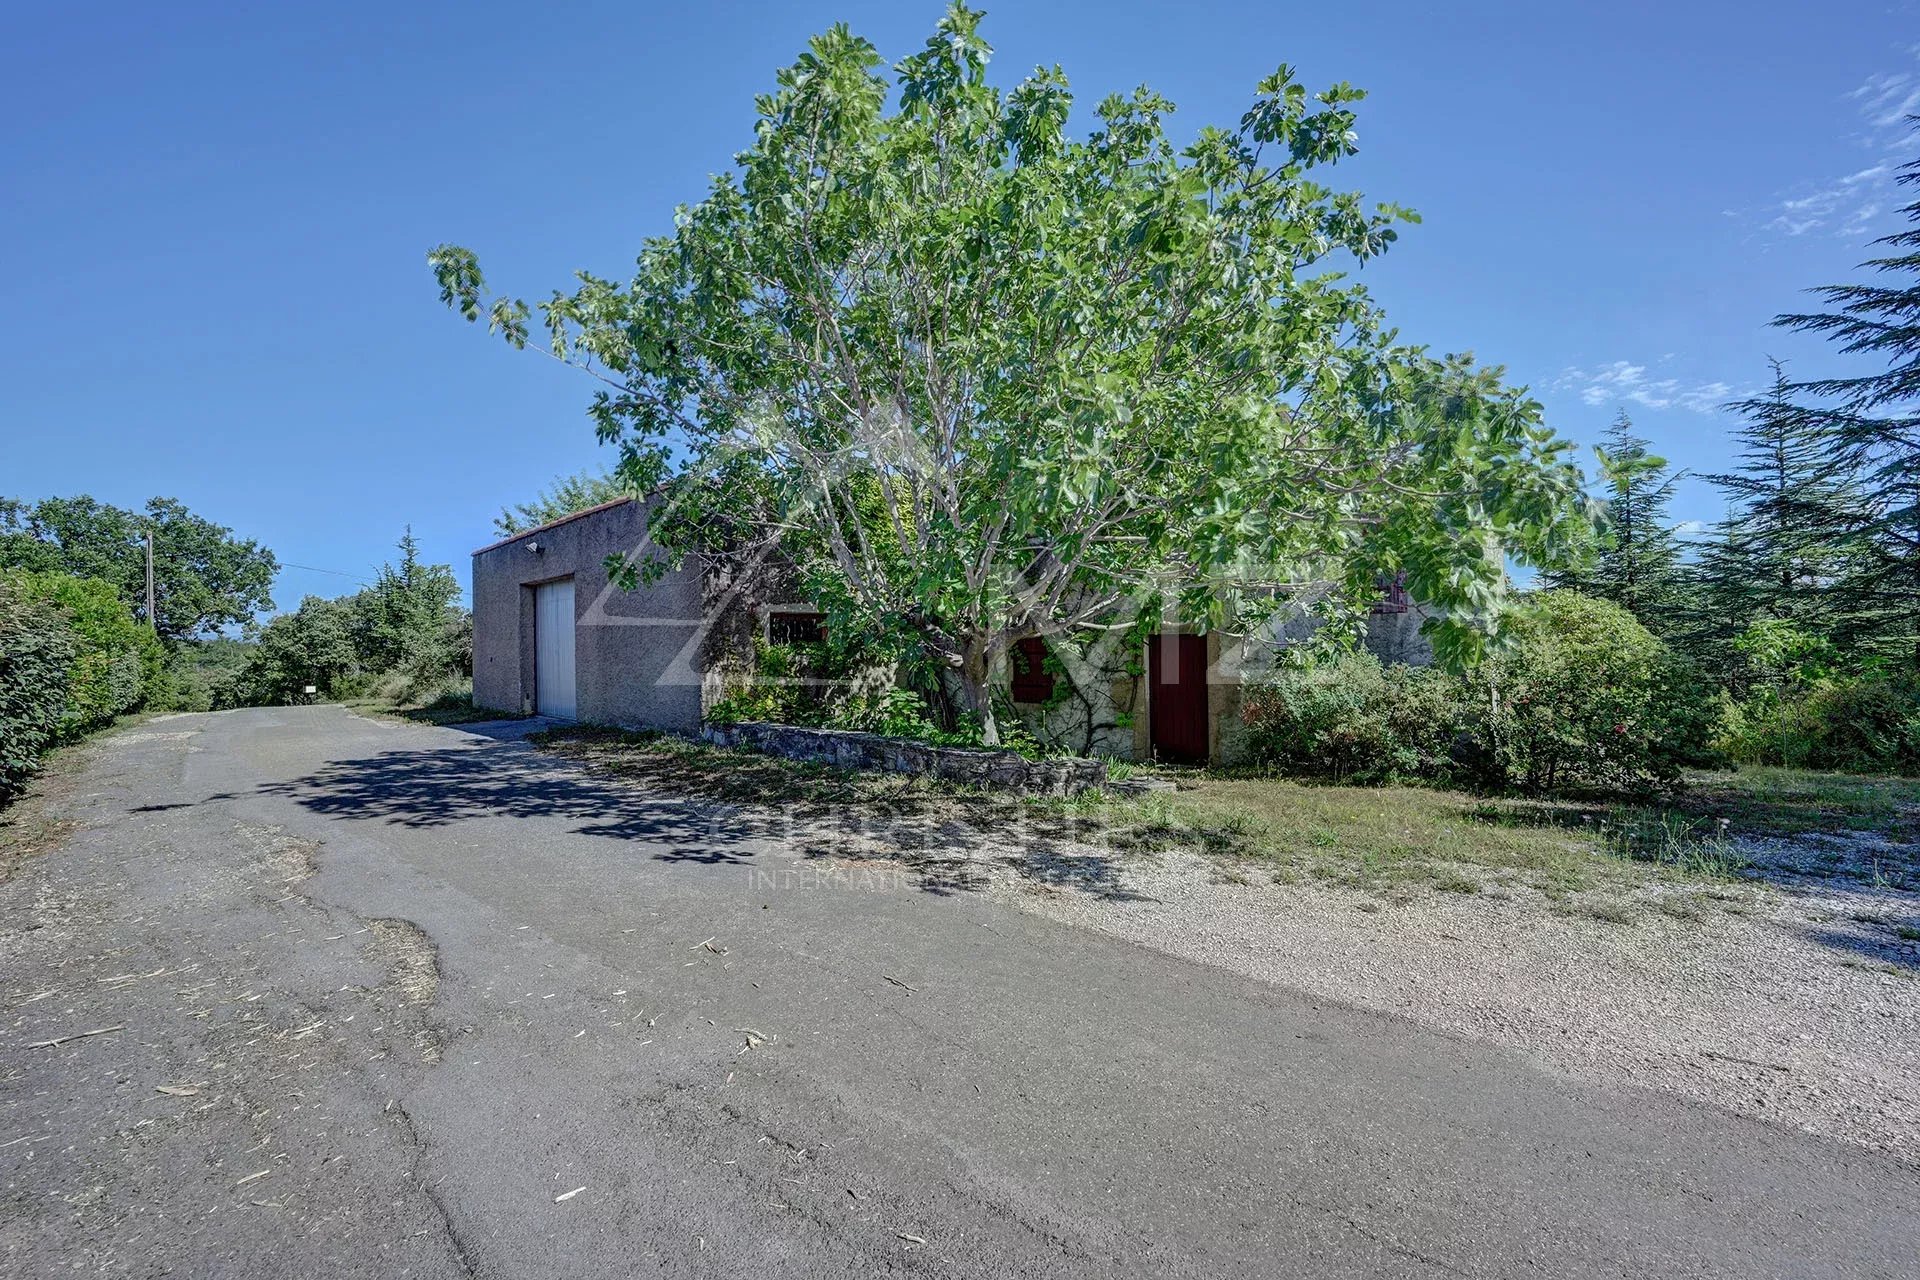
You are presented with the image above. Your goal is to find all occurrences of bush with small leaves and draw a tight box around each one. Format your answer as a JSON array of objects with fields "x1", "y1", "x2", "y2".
[
  {"x1": 1239, "y1": 651, "x2": 1470, "y2": 784},
  {"x1": 1471, "y1": 591, "x2": 1714, "y2": 793},
  {"x1": 1239, "y1": 591, "x2": 1714, "y2": 795},
  {"x1": 0, "y1": 580, "x2": 78, "y2": 804},
  {"x1": 7, "y1": 570, "x2": 161, "y2": 735}
]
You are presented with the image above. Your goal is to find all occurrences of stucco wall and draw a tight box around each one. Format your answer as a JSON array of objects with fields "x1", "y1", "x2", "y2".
[{"x1": 470, "y1": 498, "x2": 708, "y2": 732}]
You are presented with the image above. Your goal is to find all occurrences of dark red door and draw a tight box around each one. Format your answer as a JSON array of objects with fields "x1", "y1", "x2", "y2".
[{"x1": 1148, "y1": 632, "x2": 1209, "y2": 763}]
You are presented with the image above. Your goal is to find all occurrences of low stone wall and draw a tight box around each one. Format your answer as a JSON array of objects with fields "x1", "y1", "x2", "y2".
[{"x1": 700, "y1": 721, "x2": 1106, "y2": 797}]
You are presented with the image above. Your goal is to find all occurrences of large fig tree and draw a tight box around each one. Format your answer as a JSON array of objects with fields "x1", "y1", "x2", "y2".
[{"x1": 432, "y1": 4, "x2": 1587, "y2": 742}]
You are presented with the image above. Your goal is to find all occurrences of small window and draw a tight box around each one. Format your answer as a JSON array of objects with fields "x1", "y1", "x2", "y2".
[
  {"x1": 1010, "y1": 637, "x2": 1054, "y2": 703},
  {"x1": 1371, "y1": 572, "x2": 1410, "y2": 615},
  {"x1": 768, "y1": 611, "x2": 827, "y2": 645}
]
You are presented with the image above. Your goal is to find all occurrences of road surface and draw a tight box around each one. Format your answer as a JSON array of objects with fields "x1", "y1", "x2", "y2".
[{"x1": 2, "y1": 707, "x2": 1914, "y2": 1277}]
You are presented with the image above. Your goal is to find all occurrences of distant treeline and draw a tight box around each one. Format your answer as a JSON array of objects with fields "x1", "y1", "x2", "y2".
[{"x1": 1, "y1": 497, "x2": 469, "y2": 805}]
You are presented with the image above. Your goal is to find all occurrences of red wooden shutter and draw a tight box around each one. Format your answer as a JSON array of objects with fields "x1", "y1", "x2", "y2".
[{"x1": 1010, "y1": 637, "x2": 1054, "y2": 703}]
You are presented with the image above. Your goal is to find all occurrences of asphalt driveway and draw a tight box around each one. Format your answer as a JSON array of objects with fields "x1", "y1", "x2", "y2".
[{"x1": 2, "y1": 707, "x2": 1915, "y2": 1277}]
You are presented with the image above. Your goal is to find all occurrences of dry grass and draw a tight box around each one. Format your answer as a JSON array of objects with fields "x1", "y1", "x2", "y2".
[
  {"x1": 532, "y1": 727, "x2": 1770, "y2": 906},
  {"x1": 0, "y1": 729, "x2": 118, "y2": 882},
  {"x1": 1103, "y1": 779, "x2": 1639, "y2": 900},
  {"x1": 358, "y1": 691, "x2": 529, "y2": 728},
  {"x1": 0, "y1": 805, "x2": 77, "y2": 885},
  {"x1": 529, "y1": 727, "x2": 1917, "y2": 915}
]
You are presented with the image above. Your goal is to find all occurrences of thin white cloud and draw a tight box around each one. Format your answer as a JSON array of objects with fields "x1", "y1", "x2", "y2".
[
  {"x1": 1675, "y1": 381, "x2": 1734, "y2": 414},
  {"x1": 1754, "y1": 52, "x2": 1915, "y2": 239},
  {"x1": 1674, "y1": 519, "x2": 1709, "y2": 538},
  {"x1": 1551, "y1": 362, "x2": 1734, "y2": 415},
  {"x1": 1765, "y1": 163, "x2": 1892, "y2": 237},
  {"x1": 1849, "y1": 69, "x2": 1920, "y2": 128}
]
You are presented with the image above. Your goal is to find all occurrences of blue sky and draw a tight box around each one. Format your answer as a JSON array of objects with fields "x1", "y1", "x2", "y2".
[{"x1": 4, "y1": 1, "x2": 1917, "y2": 611}]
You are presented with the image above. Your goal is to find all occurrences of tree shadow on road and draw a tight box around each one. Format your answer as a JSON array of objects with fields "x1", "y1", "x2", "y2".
[
  {"x1": 264, "y1": 728, "x2": 1157, "y2": 901},
  {"x1": 260, "y1": 738, "x2": 761, "y2": 864},
  {"x1": 531, "y1": 729, "x2": 1159, "y2": 902}
]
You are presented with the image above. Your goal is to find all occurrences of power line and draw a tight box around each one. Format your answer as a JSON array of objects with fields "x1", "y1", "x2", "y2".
[{"x1": 280, "y1": 562, "x2": 373, "y2": 585}]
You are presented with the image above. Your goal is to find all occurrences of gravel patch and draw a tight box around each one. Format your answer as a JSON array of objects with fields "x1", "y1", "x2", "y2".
[
  {"x1": 959, "y1": 840, "x2": 1920, "y2": 1168},
  {"x1": 531, "y1": 730, "x2": 1920, "y2": 1168}
]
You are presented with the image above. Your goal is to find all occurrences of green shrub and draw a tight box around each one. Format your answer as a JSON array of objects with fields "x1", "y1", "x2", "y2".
[
  {"x1": 163, "y1": 638, "x2": 255, "y2": 712},
  {"x1": 7, "y1": 570, "x2": 160, "y2": 735},
  {"x1": 1239, "y1": 651, "x2": 1468, "y2": 784},
  {"x1": 0, "y1": 580, "x2": 78, "y2": 804},
  {"x1": 707, "y1": 646, "x2": 1046, "y2": 754},
  {"x1": 1238, "y1": 591, "x2": 1713, "y2": 795},
  {"x1": 1720, "y1": 673, "x2": 1920, "y2": 774},
  {"x1": 1473, "y1": 591, "x2": 1712, "y2": 793},
  {"x1": 825, "y1": 687, "x2": 943, "y2": 739}
]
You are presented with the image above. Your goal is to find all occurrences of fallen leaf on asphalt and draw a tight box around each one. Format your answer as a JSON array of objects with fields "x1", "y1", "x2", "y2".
[
  {"x1": 898, "y1": 1233, "x2": 927, "y2": 1245},
  {"x1": 555, "y1": 1186, "x2": 586, "y2": 1202},
  {"x1": 234, "y1": 1170, "x2": 272, "y2": 1187},
  {"x1": 155, "y1": 1084, "x2": 200, "y2": 1097}
]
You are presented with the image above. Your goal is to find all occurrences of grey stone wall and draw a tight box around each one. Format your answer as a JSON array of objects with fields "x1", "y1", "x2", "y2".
[
  {"x1": 471, "y1": 497, "x2": 708, "y2": 731},
  {"x1": 1362, "y1": 607, "x2": 1437, "y2": 666},
  {"x1": 998, "y1": 635, "x2": 1141, "y2": 761},
  {"x1": 702, "y1": 721, "x2": 1106, "y2": 797}
]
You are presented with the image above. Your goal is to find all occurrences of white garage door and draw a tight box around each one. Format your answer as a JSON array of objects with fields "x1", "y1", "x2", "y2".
[{"x1": 534, "y1": 579, "x2": 576, "y2": 720}]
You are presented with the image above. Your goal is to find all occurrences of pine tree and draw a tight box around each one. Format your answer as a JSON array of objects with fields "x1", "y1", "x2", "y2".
[
  {"x1": 493, "y1": 468, "x2": 628, "y2": 537},
  {"x1": 1680, "y1": 506, "x2": 1757, "y2": 673},
  {"x1": 358, "y1": 528, "x2": 461, "y2": 675},
  {"x1": 1774, "y1": 129, "x2": 1920, "y2": 665},
  {"x1": 1696, "y1": 360, "x2": 1855, "y2": 634},
  {"x1": 1545, "y1": 412, "x2": 1689, "y2": 637}
]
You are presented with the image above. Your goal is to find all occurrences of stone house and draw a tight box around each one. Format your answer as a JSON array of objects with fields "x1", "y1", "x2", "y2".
[{"x1": 471, "y1": 496, "x2": 1433, "y2": 764}]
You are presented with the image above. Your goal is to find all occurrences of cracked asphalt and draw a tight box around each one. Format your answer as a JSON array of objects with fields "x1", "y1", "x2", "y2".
[{"x1": 2, "y1": 706, "x2": 1916, "y2": 1278}]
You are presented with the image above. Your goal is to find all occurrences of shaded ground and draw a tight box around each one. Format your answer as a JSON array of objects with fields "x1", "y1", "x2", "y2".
[
  {"x1": 3, "y1": 708, "x2": 1917, "y2": 1278},
  {"x1": 539, "y1": 726, "x2": 1920, "y2": 1164}
]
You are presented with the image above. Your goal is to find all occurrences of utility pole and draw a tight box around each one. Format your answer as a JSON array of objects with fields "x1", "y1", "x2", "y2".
[{"x1": 145, "y1": 530, "x2": 156, "y2": 633}]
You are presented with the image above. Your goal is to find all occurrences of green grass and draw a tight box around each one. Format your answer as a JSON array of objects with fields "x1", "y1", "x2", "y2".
[
  {"x1": 1677, "y1": 766, "x2": 1920, "y2": 839},
  {"x1": 527, "y1": 728, "x2": 1914, "y2": 915},
  {"x1": 1143, "y1": 777, "x2": 1635, "y2": 899}
]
